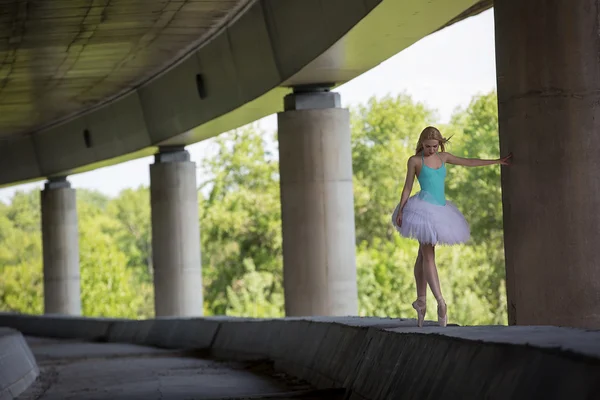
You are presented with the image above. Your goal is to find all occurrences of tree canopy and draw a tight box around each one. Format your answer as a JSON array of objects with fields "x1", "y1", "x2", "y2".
[{"x1": 0, "y1": 91, "x2": 507, "y2": 325}]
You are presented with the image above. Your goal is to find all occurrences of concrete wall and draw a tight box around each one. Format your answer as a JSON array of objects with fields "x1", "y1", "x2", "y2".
[{"x1": 1, "y1": 314, "x2": 599, "y2": 399}]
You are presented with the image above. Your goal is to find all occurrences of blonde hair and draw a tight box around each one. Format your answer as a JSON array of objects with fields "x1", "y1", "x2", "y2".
[{"x1": 415, "y1": 126, "x2": 451, "y2": 155}]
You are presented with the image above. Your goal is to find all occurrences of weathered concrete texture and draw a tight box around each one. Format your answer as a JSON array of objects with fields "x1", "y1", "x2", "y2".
[
  {"x1": 150, "y1": 151, "x2": 203, "y2": 317},
  {"x1": 0, "y1": 329, "x2": 39, "y2": 400},
  {"x1": 40, "y1": 182, "x2": 81, "y2": 316},
  {"x1": 394, "y1": 325, "x2": 600, "y2": 356},
  {"x1": 278, "y1": 95, "x2": 358, "y2": 317},
  {"x1": 2, "y1": 314, "x2": 600, "y2": 400},
  {"x1": 348, "y1": 326, "x2": 600, "y2": 400},
  {"x1": 18, "y1": 337, "x2": 340, "y2": 400},
  {"x1": 495, "y1": 0, "x2": 600, "y2": 329}
]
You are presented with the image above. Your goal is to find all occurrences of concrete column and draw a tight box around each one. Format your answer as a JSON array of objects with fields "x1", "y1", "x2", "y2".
[
  {"x1": 41, "y1": 177, "x2": 81, "y2": 315},
  {"x1": 150, "y1": 147, "x2": 203, "y2": 317},
  {"x1": 495, "y1": 1, "x2": 600, "y2": 329},
  {"x1": 277, "y1": 89, "x2": 358, "y2": 316}
]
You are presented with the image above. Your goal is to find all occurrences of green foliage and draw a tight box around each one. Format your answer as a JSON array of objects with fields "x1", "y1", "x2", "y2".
[
  {"x1": 0, "y1": 189, "x2": 153, "y2": 319},
  {"x1": 0, "y1": 191, "x2": 44, "y2": 313},
  {"x1": 0, "y1": 91, "x2": 507, "y2": 325},
  {"x1": 78, "y1": 197, "x2": 154, "y2": 319},
  {"x1": 356, "y1": 237, "x2": 417, "y2": 317},
  {"x1": 225, "y1": 258, "x2": 284, "y2": 318},
  {"x1": 0, "y1": 262, "x2": 43, "y2": 314},
  {"x1": 199, "y1": 127, "x2": 283, "y2": 317},
  {"x1": 105, "y1": 188, "x2": 153, "y2": 282}
]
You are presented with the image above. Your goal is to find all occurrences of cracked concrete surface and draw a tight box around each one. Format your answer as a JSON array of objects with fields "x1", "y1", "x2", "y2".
[{"x1": 17, "y1": 337, "x2": 343, "y2": 400}]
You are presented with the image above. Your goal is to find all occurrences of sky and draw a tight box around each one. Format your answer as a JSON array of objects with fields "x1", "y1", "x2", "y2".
[{"x1": 0, "y1": 9, "x2": 497, "y2": 202}]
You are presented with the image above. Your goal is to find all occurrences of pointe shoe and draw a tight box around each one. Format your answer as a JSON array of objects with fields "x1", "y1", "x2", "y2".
[
  {"x1": 412, "y1": 299, "x2": 426, "y2": 327},
  {"x1": 437, "y1": 301, "x2": 447, "y2": 327}
]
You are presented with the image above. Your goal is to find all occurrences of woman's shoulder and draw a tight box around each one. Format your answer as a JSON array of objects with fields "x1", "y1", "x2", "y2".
[
  {"x1": 407, "y1": 155, "x2": 420, "y2": 165},
  {"x1": 438, "y1": 152, "x2": 452, "y2": 161}
]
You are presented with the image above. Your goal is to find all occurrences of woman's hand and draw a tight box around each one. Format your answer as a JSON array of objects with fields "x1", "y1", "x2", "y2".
[
  {"x1": 498, "y1": 153, "x2": 513, "y2": 166},
  {"x1": 395, "y1": 210, "x2": 403, "y2": 227}
]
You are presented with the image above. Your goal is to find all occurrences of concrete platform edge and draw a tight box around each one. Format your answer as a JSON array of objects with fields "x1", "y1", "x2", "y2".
[{"x1": 0, "y1": 314, "x2": 599, "y2": 400}]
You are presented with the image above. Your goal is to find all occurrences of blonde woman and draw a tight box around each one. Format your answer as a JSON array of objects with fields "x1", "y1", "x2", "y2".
[{"x1": 392, "y1": 126, "x2": 512, "y2": 327}]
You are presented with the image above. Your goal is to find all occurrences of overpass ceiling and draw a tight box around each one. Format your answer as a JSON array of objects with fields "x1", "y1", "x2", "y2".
[
  {"x1": 0, "y1": 0, "x2": 491, "y2": 187},
  {"x1": 0, "y1": 0, "x2": 250, "y2": 137}
]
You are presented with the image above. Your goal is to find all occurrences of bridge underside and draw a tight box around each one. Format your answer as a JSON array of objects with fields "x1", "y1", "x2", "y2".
[
  {"x1": 0, "y1": 0, "x2": 490, "y2": 187},
  {"x1": 0, "y1": 0, "x2": 250, "y2": 137}
]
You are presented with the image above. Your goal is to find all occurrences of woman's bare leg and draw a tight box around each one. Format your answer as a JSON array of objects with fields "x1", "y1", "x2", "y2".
[
  {"x1": 412, "y1": 245, "x2": 427, "y2": 327},
  {"x1": 414, "y1": 245, "x2": 427, "y2": 299},
  {"x1": 421, "y1": 243, "x2": 447, "y2": 326}
]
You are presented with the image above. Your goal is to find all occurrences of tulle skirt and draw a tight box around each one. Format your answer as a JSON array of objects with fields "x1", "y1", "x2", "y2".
[{"x1": 391, "y1": 193, "x2": 470, "y2": 245}]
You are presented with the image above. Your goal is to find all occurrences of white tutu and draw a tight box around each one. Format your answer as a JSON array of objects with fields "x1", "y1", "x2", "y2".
[{"x1": 391, "y1": 192, "x2": 470, "y2": 245}]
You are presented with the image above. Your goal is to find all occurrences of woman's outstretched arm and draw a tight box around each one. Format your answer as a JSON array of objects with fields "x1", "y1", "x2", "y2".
[
  {"x1": 396, "y1": 158, "x2": 417, "y2": 226},
  {"x1": 443, "y1": 152, "x2": 512, "y2": 167}
]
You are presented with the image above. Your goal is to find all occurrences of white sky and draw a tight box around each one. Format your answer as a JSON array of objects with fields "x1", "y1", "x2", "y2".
[{"x1": 0, "y1": 9, "x2": 497, "y2": 202}]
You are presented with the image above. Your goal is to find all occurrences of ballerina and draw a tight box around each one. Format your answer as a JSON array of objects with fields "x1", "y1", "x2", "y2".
[{"x1": 392, "y1": 126, "x2": 512, "y2": 327}]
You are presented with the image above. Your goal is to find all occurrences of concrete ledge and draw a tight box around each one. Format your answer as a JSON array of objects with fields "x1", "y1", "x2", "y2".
[
  {"x1": 1, "y1": 313, "x2": 599, "y2": 399},
  {"x1": 348, "y1": 326, "x2": 600, "y2": 400},
  {"x1": 0, "y1": 328, "x2": 39, "y2": 400},
  {"x1": 105, "y1": 319, "x2": 155, "y2": 345},
  {"x1": 0, "y1": 313, "x2": 114, "y2": 341},
  {"x1": 149, "y1": 318, "x2": 221, "y2": 350},
  {"x1": 108, "y1": 318, "x2": 222, "y2": 350}
]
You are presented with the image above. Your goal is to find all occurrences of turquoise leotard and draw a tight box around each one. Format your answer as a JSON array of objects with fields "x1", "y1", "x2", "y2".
[{"x1": 417, "y1": 152, "x2": 446, "y2": 206}]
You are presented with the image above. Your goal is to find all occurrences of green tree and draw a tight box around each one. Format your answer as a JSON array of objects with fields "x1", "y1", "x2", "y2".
[
  {"x1": 0, "y1": 188, "x2": 154, "y2": 319},
  {"x1": 199, "y1": 126, "x2": 283, "y2": 316},
  {"x1": 106, "y1": 187, "x2": 153, "y2": 282},
  {"x1": 78, "y1": 209, "x2": 153, "y2": 319},
  {"x1": 225, "y1": 258, "x2": 284, "y2": 318},
  {"x1": 0, "y1": 191, "x2": 42, "y2": 267},
  {"x1": 0, "y1": 91, "x2": 507, "y2": 326},
  {"x1": 0, "y1": 261, "x2": 43, "y2": 314}
]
